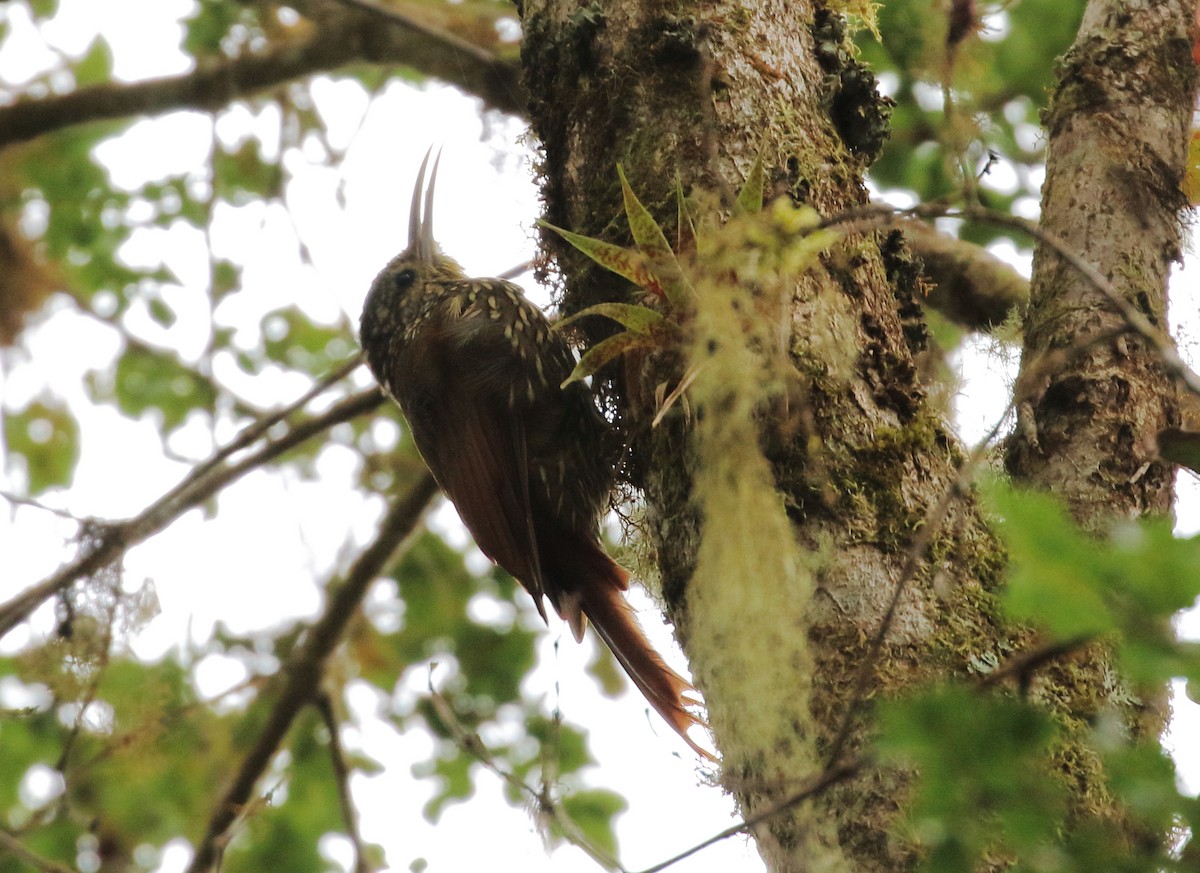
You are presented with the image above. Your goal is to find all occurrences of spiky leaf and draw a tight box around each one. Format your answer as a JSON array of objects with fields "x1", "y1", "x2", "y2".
[
  {"x1": 561, "y1": 331, "x2": 655, "y2": 387},
  {"x1": 539, "y1": 221, "x2": 664, "y2": 297},
  {"x1": 674, "y1": 176, "x2": 697, "y2": 254},
  {"x1": 555, "y1": 302, "x2": 664, "y2": 335},
  {"x1": 617, "y1": 164, "x2": 692, "y2": 307},
  {"x1": 735, "y1": 155, "x2": 765, "y2": 214}
]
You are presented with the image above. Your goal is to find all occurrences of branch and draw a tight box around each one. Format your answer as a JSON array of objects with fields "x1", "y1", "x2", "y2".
[
  {"x1": 427, "y1": 686, "x2": 622, "y2": 872},
  {"x1": 819, "y1": 202, "x2": 1200, "y2": 397},
  {"x1": 315, "y1": 693, "x2": 374, "y2": 873},
  {"x1": 430, "y1": 675, "x2": 863, "y2": 873},
  {"x1": 0, "y1": 387, "x2": 384, "y2": 640},
  {"x1": 978, "y1": 635, "x2": 1093, "y2": 691},
  {"x1": 0, "y1": 1, "x2": 523, "y2": 151},
  {"x1": 629, "y1": 762, "x2": 860, "y2": 873},
  {"x1": 902, "y1": 220, "x2": 1029, "y2": 331},
  {"x1": 0, "y1": 828, "x2": 74, "y2": 873},
  {"x1": 185, "y1": 471, "x2": 439, "y2": 873},
  {"x1": 811, "y1": 200, "x2": 1174, "y2": 766}
]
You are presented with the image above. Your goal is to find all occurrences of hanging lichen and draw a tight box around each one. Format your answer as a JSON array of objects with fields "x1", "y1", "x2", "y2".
[{"x1": 544, "y1": 165, "x2": 849, "y2": 865}]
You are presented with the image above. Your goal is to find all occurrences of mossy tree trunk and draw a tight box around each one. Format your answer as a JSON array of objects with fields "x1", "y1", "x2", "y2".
[
  {"x1": 1002, "y1": 0, "x2": 1196, "y2": 840},
  {"x1": 1007, "y1": 0, "x2": 1189, "y2": 524},
  {"x1": 519, "y1": 1, "x2": 1195, "y2": 871}
]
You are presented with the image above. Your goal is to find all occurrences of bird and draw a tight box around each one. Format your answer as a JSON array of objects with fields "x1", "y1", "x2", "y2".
[{"x1": 359, "y1": 149, "x2": 712, "y2": 760}]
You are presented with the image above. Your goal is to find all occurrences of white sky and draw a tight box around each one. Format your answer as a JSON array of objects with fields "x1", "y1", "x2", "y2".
[{"x1": 0, "y1": 3, "x2": 1198, "y2": 873}]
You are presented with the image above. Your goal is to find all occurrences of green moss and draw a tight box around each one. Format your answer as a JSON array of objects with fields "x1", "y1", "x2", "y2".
[{"x1": 836, "y1": 417, "x2": 945, "y2": 544}]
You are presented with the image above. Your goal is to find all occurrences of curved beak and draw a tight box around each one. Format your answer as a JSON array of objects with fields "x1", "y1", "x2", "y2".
[{"x1": 408, "y1": 146, "x2": 442, "y2": 264}]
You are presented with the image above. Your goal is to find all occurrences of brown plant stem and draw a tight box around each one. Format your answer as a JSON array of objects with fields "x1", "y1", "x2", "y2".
[
  {"x1": 185, "y1": 471, "x2": 438, "y2": 873},
  {"x1": 0, "y1": 388, "x2": 384, "y2": 640}
]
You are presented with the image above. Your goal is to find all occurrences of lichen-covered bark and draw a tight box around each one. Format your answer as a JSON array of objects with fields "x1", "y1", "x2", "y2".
[
  {"x1": 1006, "y1": 0, "x2": 1192, "y2": 525},
  {"x1": 1003, "y1": 0, "x2": 1196, "y2": 841},
  {"x1": 519, "y1": 0, "x2": 1190, "y2": 870},
  {"x1": 520, "y1": 3, "x2": 1009, "y2": 871}
]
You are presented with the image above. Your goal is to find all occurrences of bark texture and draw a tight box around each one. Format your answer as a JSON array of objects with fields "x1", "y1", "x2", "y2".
[
  {"x1": 1002, "y1": 0, "x2": 1196, "y2": 846},
  {"x1": 520, "y1": 2, "x2": 1009, "y2": 870},
  {"x1": 520, "y1": 0, "x2": 1196, "y2": 870},
  {"x1": 1006, "y1": 0, "x2": 1192, "y2": 525}
]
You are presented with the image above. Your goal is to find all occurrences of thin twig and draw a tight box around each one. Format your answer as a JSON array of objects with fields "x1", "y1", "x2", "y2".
[
  {"x1": 430, "y1": 673, "x2": 862, "y2": 873},
  {"x1": 315, "y1": 693, "x2": 374, "y2": 873},
  {"x1": 960, "y1": 205, "x2": 1200, "y2": 395},
  {"x1": 427, "y1": 684, "x2": 622, "y2": 872},
  {"x1": 818, "y1": 202, "x2": 1200, "y2": 398},
  {"x1": 821, "y1": 320, "x2": 1137, "y2": 765},
  {"x1": 0, "y1": 389, "x2": 384, "y2": 640},
  {"x1": 185, "y1": 472, "x2": 438, "y2": 873},
  {"x1": 978, "y1": 635, "x2": 1093, "y2": 691},
  {"x1": 807, "y1": 197, "x2": 1195, "y2": 764},
  {"x1": 0, "y1": 4, "x2": 523, "y2": 150},
  {"x1": 326, "y1": 0, "x2": 510, "y2": 67},
  {"x1": 0, "y1": 828, "x2": 74, "y2": 873},
  {"x1": 628, "y1": 761, "x2": 860, "y2": 873},
  {"x1": 822, "y1": 439, "x2": 981, "y2": 766},
  {"x1": 165, "y1": 353, "x2": 363, "y2": 500},
  {"x1": 0, "y1": 490, "x2": 82, "y2": 521}
]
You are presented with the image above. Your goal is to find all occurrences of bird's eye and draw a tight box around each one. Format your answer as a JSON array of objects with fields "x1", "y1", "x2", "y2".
[{"x1": 393, "y1": 268, "x2": 417, "y2": 291}]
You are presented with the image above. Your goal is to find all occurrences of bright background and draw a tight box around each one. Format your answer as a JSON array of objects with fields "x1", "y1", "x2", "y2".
[{"x1": 1, "y1": 3, "x2": 1198, "y2": 872}]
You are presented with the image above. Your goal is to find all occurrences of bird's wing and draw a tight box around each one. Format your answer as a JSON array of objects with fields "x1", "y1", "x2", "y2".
[{"x1": 392, "y1": 314, "x2": 549, "y2": 619}]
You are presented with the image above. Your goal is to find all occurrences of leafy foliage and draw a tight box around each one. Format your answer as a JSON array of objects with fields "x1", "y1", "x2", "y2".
[
  {"x1": 1, "y1": 1, "x2": 1196, "y2": 872},
  {"x1": 875, "y1": 486, "x2": 1200, "y2": 872},
  {"x1": 857, "y1": 0, "x2": 1087, "y2": 246},
  {"x1": 3, "y1": 395, "x2": 79, "y2": 494},
  {"x1": 877, "y1": 688, "x2": 1064, "y2": 873},
  {"x1": 989, "y1": 485, "x2": 1200, "y2": 690}
]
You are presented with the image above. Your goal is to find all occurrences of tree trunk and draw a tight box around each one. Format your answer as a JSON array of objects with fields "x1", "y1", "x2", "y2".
[
  {"x1": 1007, "y1": 0, "x2": 1190, "y2": 524},
  {"x1": 521, "y1": 2, "x2": 1005, "y2": 870},
  {"x1": 520, "y1": 1, "x2": 1195, "y2": 871},
  {"x1": 1003, "y1": 0, "x2": 1196, "y2": 845}
]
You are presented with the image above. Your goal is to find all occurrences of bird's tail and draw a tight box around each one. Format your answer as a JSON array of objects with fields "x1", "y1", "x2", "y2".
[{"x1": 543, "y1": 535, "x2": 715, "y2": 761}]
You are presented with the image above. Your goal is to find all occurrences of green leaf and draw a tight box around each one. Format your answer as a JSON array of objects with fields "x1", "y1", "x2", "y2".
[
  {"x1": 1102, "y1": 742, "x2": 1191, "y2": 833},
  {"x1": 561, "y1": 331, "x2": 655, "y2": 387},
  {"x1": 617, "y1": 164, "x2": 692, "y2": 306},
  {"x1": 104, "y1": 345, "x2": 217, "y2": 432},
  {"x1": 735, "y1": 155, "x2": 765, "y2": 214},
  {"x1": 554, "y1": 302, "x2": 664, "y2": 335},
  {"x1": 419, "y1": 753, "x2": 475, "y2": 821},
  {"x1": 674, "y1": 176, "x2": 696, "y2": 254},
  {"x1": 260, "y1": 307, "x2": 343, "y2": 375},
  {"x1": 559, "y1": 789, "x2": 627, "y2": 858},
  {"x1": 526, "y1": 717, "x2": 594, "y2": 775},
  {"x1": 3, "y1": 396, "x2": 80, "y2": 494},
  {"x1": 27, "y1": 0, "x2": 60, "y2": 18},
  {"x1": 212, "y1": 140, "x2": 284, "y2": 204},
  {"x1": 986, "y1": 485, "x2": 1116, "y2": 638},
  {"x1": 539, "y1": 220, "x2": 663, "y2": 295},
  {"x1": 877, "y1": 687, "x2": 1064, "y2": 872},
  {"x1": 987, "y1": 485, "x2": 1200, "y2": 688},
  {"x1": 74, "y1": 36, "x2": 113, "y2": 86},
  {"x1": 146, "y1": 294, "x2": 177, "y2": 327},
  {"x1": 184, "y1": 0, "x2": 239, "y2": 56},
  {"x1": 212, "y1": 258, "x2": 242, "y2": 301}
]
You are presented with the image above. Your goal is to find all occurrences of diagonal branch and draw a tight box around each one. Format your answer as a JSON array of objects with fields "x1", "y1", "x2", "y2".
[
  {"x1": 0, "y1": 1, "x2": 523, "y2": 151},
  {"x1": 315, "y1": 692, "x2": 374, "y2": 873},
  {"x1": 427, "y1": 687, "x2": 622, "y2": 872},
  {"x1": 0, "y1": 387, "x2": 385, "y2": 640},
  {"x1": 185, "y1": 471, "x2": 438, "y2": 873},
  {"x1": 0, "y1": 828, "x2": 74, "y2": 873}
]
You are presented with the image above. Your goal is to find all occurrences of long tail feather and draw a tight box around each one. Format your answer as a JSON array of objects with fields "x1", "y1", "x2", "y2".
[
  {"x1": 580, "y1": 575, "x2": 716, "y2": 761},
  {"x1": 539, "y1": 533, "x2": 715, "y2": 761}
]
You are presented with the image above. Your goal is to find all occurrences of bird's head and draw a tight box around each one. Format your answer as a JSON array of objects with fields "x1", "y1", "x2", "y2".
[{"x1": 360, "y1": 148, "x2": 466, "y2": 346}]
